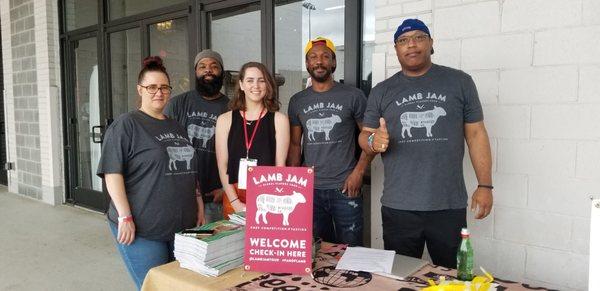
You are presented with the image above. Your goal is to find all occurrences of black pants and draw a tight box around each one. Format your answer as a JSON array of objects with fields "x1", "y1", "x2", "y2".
[{"x1": 382, "y1": 206, "x2": 466, "y2": 269}]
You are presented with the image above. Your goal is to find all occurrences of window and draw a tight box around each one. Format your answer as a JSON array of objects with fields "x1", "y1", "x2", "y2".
[
  {"x1": 64, "y1": 0, "x2": 98, "y2": 30},
  {"x1": 275, "y1": 0, "x2": 345, "y2": 112},
  {"x1": 149, "y1": 18, "x2": 190, "y2": 97},
  {"x1": 109, "y1": 0, "x2": 186, "y2": 19},
  {"x1": 110, "y1": 28, "x2": 141, "y2": 116}
]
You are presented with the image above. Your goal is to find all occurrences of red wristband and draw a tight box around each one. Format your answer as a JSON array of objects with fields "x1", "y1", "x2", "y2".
[{"x1": 118, "y1": 215, "x2": 133, "y2": 223}]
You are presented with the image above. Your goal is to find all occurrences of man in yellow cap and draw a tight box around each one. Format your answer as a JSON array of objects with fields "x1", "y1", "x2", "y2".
[{"x1": 287, "y1": 37, "x2": 374, "y2": 246}]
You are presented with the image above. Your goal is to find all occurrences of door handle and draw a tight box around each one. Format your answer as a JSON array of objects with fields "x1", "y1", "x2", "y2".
[{"x1": 91, "y1": 125, "x2": 103, "y2": 143}]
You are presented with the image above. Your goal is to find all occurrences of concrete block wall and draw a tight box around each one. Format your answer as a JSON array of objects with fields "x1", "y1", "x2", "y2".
[
  {"x1": 372, "y1": 0, "x2": 598, "y2": 290},
  {"x1": 1, "y1": 0, "x2": 64, "y2": 204},
  {"x1": 5, "y1": 0, "x2": 42, "y2": 198}
]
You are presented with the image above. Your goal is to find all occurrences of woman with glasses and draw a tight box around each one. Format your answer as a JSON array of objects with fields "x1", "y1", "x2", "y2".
[
  {"x1": 97, "y1": 56, "x2": 203, "y2": 289},
  {"x1": 215, "y1": 62, "x2": 290, "y2": 218}
]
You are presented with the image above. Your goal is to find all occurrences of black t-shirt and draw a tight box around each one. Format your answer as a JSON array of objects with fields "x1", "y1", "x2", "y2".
[
  {"x1": 226, "y1": 111, "x2": 276, "y2": 184},
  {"x1": 97, "y1": 110, "x2": 198, "y2": 241},
  {"x1": 288, "y1": 82, "x2": 367, "y2": 189},
  {"x1": 164, "y1": 91, "x2": 230, "y2": 194},
  {"x1": 363, "y1": 64, "x2": 484, "y2": 211}
]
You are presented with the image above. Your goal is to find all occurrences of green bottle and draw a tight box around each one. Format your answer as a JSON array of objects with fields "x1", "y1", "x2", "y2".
[{"x1": 456, "y1": 228, "x2": 474, "y2": 281}]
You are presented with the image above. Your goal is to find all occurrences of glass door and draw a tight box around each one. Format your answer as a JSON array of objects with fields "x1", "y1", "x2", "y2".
[
  {"x1": 108, "y1": 16, "x2": 190, "y2": 117},
  {"x1": 205, "y1": 1, "x2": 262, "y2": 98},
  {"x1": 148, "y1": 17, "x2": 190, "y2": 96},
  {"x1": 274, "y1": 0, "x2": 345, "y2": 113},
  {"x1": 109, "y1": 28, "x2": 141, "y2": 117},
  {"x1": 66, "y1": 35, "x2": 108, "y2": 211}
]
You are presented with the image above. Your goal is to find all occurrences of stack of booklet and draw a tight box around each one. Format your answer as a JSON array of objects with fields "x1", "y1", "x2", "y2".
[
  {"x1": 228, "y1": 211, "x2": 246, "y2": 225},
  {"x1": 174, "y1": 219, "x2": 245, "y2": 277}
]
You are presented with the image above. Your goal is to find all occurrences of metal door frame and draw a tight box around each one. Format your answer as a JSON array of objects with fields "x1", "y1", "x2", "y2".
[
  {"x1": 63, "y1": 32, "x2": 109, "y2": 212},
  {"x1": 58, "y1": 0, "x2": 365, "y2": 212}
]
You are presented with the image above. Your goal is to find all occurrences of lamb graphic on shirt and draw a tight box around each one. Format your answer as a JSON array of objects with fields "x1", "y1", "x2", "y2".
[
  {"x1": 305, "y1": 114, "x2": 342, "y2": 141},
  {"x1": 187, "y1": 124, "x2": 215, "y2": 148},
  {"x1": 400, "y1": 106, "x2": 447, "y2": 138},
  {"x1": 255, "y1": 191, "x2": 306, "y2": 226},
  {"x1": 166, "y1": 145, "x2": 194, "y2": 170}
]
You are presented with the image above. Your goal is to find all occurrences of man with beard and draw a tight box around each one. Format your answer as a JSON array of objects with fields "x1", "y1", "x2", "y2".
[
  {"x1": 287, "y1": 37, "x2": 373, "y2": 246},
  {"x1": 358, "y1": 19, "x2": 493, "y2": 268},
  {"x1": 164, "y1": 49, "x2": 229, "y2": 223}
]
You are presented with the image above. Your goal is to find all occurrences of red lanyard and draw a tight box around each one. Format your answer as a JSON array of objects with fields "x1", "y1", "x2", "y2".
[{"x1": 242, "y1": 108, "x2": 265, "y2": 158}]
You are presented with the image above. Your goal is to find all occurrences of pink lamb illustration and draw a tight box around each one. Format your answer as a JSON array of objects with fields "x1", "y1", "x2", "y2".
[{"x1": 255, "y1": 191, "x2": 306, "y2": 226}]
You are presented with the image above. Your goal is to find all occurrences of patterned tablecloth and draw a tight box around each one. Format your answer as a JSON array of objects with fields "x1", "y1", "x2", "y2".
[{"x1": 230, "y1": 244, "x2": 556, "y2": 291}]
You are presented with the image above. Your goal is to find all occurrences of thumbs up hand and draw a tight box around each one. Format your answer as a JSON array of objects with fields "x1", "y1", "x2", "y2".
[{"x1": 373, "y1": 118, "x2": 390, "y2": 153}]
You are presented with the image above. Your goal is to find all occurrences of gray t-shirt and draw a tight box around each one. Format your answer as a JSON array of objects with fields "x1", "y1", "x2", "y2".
[
  {"x1": 288, "y1": 82, "x2": 367, "y2": 189},
  {"x1": 164, "y1": 91, "x2": 229, "y2": 195},
  {"x1": 363, "y1": 64, "x2": 483, "y2": 211},
  {"x1": 97, "y1": 110, "x2": 198, "y2": 241}
]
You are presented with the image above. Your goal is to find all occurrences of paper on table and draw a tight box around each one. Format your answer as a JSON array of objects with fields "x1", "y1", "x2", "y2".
[{"x1": 335, "y1": 247, "x2": 395, "y2": 273}]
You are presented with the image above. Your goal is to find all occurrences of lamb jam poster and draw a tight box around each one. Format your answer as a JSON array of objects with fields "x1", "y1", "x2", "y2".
[{"x1": 243, "y1": 166, "x2": 314, "y2": 274}]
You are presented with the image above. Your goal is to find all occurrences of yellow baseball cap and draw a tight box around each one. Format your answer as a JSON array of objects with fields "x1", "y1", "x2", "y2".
[{"x1": 304, "y1": 37, "x2": 336, "y2": 55}]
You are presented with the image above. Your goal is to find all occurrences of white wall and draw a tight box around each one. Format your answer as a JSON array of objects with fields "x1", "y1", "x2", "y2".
[
  {"x1": 371, "y1": 0, "x2": 599, "y2": 290},
  {"x1": 1, "y1": 0, "x2": 17, "y2": 195},
  {"x1": 34, "y1": 0, "x2": 64, "y2": 205}
]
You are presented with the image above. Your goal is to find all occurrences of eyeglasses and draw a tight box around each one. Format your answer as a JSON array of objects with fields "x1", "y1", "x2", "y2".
[
  {"x1": 395, "y1": 34, "x2": 430, "y2": 46},
  {"x1": 139, "y1": 84, "x2": 172, "y2": 95}
]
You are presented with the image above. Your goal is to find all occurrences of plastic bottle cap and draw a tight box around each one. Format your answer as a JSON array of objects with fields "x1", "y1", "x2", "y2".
[{"x1": 461, "y1": 228, "x2": 470, "y2": 236}]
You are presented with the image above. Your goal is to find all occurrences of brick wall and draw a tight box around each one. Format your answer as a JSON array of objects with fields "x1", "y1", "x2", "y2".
[
  {"x1": 7, "y1": 0, "x2": 42, "y2": 198},
  {"x1": 371, "y1": 0, "x2": 598, "y2": 289},
  {"x1": 1, "y1": 0, "x2": 63, "y2": 204}
]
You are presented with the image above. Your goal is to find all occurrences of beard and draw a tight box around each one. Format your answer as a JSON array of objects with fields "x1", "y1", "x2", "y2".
[
  {"x1": 195, "y1": 73, "x2": 224, "y2": 97},
  {"x1": 307, "y1": 65, "x2": 335, "y2": 83}
]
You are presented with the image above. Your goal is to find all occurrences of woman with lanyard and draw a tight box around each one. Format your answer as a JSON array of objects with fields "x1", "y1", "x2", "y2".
[
  {"x1": 97, "y1": 56, "x2": 203, "y2": 289},
  {"x1": 215, "y1": 62, "x2": 290, "y2": 218}
]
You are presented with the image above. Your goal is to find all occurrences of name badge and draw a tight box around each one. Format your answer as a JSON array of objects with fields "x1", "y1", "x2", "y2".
[{"x1": 237, "y1": 158, "x2": 258, "y2": 190}]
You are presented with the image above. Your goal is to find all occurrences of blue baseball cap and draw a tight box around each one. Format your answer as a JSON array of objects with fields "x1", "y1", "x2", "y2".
[{"x1": 393, "y1": 19, "x2": 431, "y2": 43}]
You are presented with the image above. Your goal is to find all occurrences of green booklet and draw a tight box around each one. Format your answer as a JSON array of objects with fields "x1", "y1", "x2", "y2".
[{"x1": 178, "y1": 219, "x2": 244, "y2": 244}]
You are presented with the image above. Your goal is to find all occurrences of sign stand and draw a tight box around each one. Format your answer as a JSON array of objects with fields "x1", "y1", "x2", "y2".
[{"x1": 243, "y1": 166, "x2": 314, "y2": 275}]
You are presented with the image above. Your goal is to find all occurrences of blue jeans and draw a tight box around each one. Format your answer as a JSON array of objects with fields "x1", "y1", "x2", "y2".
[
  {"x1": 108, "y1": 221, "x2": 174, "y2": 290},
  {"x1": 313, "y1": 188, "x2": 363, "y2": 246}
]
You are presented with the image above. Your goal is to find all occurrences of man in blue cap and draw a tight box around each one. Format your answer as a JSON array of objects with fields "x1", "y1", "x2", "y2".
[{"x1": 358, "y1": 19, "x2": 493, "y2": 268}]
